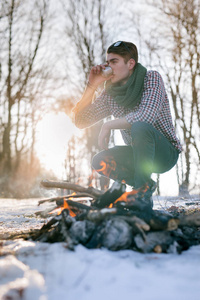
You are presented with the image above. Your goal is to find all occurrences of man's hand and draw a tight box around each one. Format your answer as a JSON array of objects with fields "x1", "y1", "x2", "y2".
[
  {"x1": 98, "y1": 123, "x2": 111, "y2": 150},
  {"x1": 72, "y1": 64, "x2": 113, "y2": 117},
  {"x1": 98, "y1": 118, "x2": 132, "y2": 150},
  {"x1": 89, "y1": 64, "x2": 113, "y2": 88}
]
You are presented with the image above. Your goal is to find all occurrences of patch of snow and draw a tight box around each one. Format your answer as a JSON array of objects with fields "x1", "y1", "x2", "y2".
[
  {"x1": 0, "y1": 197, "x2": 200, "y2": 300},
  {"x1": 0, "y1": 241, "x2": 200, "y2": 300},
  {"x1": 0, "y1": 255, "x2": 46, "y2": 300}
]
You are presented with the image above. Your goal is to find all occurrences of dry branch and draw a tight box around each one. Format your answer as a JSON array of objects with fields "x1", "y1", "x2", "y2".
[
  {"x1": 38, "y1": 193, "x2": 95, "y2": 206},
  {"x1": 40, "y1": 180, "x2": 104, "y2": 198}
]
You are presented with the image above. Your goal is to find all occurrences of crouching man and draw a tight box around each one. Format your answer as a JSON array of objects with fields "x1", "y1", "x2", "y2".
[{"x1": 73, "y1": 41, "x2": 182, "y2": 208}]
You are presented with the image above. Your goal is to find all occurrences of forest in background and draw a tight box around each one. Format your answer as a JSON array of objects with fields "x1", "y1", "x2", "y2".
[{"x1": 0, "y1": 0, "x2": 199, "y2": 198}]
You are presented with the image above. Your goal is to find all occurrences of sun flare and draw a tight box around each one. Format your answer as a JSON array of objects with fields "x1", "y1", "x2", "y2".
[{"x1": 35, "y1": 112, "x2": 79, "y2": 177}]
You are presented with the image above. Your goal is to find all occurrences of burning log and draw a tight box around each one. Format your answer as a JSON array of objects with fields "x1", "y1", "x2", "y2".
[
  {"x1": 30, "y1": 202, "x2": 200, "y2": 253},
  {"x1": 93, "y1": 181, "x2": 126, "y2": 208},
  {"x1": 29, "y1": 180, "x2": 200, "y2": 254}
]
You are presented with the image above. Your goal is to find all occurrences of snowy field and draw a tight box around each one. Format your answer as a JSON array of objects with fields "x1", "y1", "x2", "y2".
[{"x1": 0, "y1": 197, "x2": 200, "y2": 300}]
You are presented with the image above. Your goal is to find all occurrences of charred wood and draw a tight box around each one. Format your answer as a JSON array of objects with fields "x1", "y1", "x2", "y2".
[
  {"x1": 25, "y1": 180, "x2": 200, "y2": 254},
  {"x1": 149, "y1": 212, "x2": 179, "y2": 231},
  {"x1": 67, "y1": 200, "x2": 92, "y2": 211},
  {"x1": 118, "y1": 215, "x2": 150, "y2": 241},
  {"x1": 30, "y1": 203, "x2": 200, "y2": 254},
  {"x1": 134, "y1": 231, "x2": 175, "y2": 253},
  {"x1": 60, "y1": 211, "x2": 75, "y2": 250},
  {"x1": 87, "y1": 208, "x2": 118, "y2": 222},
  {"x1": 92, "y1": 181, "x2": 126, "y2": 208}
]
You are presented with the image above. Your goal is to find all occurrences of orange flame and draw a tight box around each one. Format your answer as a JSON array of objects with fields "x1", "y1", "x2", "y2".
[
  {"x1": 114, "y1": 189, "x2": 139, "y2": 204},
  {"x1": 98, "y1": 161, "x2": 107, "y2": 173},
  {"x1": 49, "y1": 199, "x2": 76, "y2": 217},
  {"x1": 96, "y1": 160, "x2": 116, "y2": 177},
  {"x1": 62, "y1": 199, "x2": 76, "y2": 217},
  {"x1": 108, "y1": 184, "x2": 149, "y2": 208},
  {"x1": 68, "y1": 192, "x2": 76, "y2": 199},
  {"x1": 88, "y1": 158, "x2": 117, "y2": 189}
]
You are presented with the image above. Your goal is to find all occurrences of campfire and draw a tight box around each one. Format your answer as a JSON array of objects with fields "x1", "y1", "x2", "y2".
[{"x1": 29, "y1": 179, "x2": 200, "y2": 254}]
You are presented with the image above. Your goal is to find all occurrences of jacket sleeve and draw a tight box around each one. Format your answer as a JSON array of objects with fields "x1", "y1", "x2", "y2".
[
  {"x1": 125, "y1": 71, "x2": 166, "y2": 125},
  {"x1": 74, "y1": 90, "x2": 111, "y2": 129}
]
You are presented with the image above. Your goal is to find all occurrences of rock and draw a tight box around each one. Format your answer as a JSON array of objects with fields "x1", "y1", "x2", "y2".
[{"x1": 102, "y1": 218, "x2": 132, "y2": 251}]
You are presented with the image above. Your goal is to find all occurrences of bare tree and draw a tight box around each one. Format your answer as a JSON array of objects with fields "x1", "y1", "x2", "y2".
[
  {"x1": 138, "y1": 0, "x2": 200, "y2": 194},
  {"x1": 0, "y1": 0, "x2": 65, "y2": 197},
  {"x1": 61, "y1": 0, "x2": 120, "y2": 91},
  {"x1": 60, "y1": 0, "x2": 120, "y2": 188},
  {"x1": 0, "y1": 0, "x2": 50, "y2": 176},
  {"x1": 158, "y1": 0, "x2": 199, "y2": 194}
]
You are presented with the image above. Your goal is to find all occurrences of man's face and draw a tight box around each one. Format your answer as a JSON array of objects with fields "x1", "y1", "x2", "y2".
[{"x1": 106, "y1": 53, "x2": 134, "y2": 84}]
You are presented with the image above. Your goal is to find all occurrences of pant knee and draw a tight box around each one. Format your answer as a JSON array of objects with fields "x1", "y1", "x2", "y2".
[
  {"x1": 92, "y1": 154, "x2": 100, "y2": 170},
  {"x1": 131, "y1": 122, "x2": 150, "y2": 134},
  {"x1": 131, "y1": 122, "x2": 155, "y2": 141},
  {"x1": 92, "y1": 151, "x2": 106, "y2": 170}
]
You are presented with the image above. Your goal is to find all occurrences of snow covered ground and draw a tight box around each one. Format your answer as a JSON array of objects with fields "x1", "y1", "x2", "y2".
[{"x1": 0, "y1": 197, "x2": 200, "y2": 300}]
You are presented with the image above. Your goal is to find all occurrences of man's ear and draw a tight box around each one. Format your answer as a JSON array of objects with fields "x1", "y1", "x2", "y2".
[{"x1": 128, "y1": 58, "x2": 136, "y2": 70}]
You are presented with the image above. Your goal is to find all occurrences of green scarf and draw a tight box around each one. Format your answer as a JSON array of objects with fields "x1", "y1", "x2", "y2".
[{"x1": 105, "y1": 63, "x2": 147, "y2": 109}]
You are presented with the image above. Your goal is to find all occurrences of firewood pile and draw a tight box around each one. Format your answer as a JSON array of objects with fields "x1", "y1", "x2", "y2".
[{"x1": 30, "y1": 180, "x2": 200, "y2": 254}]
